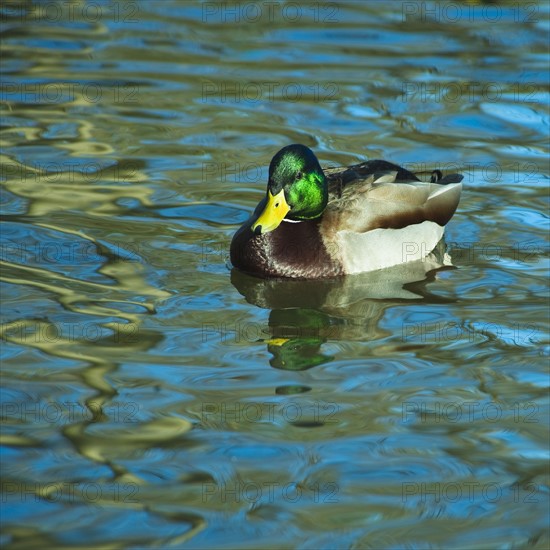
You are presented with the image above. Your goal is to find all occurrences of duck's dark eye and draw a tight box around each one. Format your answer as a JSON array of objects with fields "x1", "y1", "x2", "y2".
[
  {"x1": 275, "y1": 202, "x2": 280, "y2": 207},
  {"x1": 296, "y1": 171, "x2": 303, "y2": 180}
]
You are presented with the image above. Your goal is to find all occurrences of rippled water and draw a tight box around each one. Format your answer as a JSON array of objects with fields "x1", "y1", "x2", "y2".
[{"x1": 1, "y1": 1, "x2": 549, "y2": 548}]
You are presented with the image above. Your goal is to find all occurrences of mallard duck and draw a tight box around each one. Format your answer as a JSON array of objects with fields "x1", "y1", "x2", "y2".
[{"x1": 230, "y1": 144, "x2": 462, "y2": 279}]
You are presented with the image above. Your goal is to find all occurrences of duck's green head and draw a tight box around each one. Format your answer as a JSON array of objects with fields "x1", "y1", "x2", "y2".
[{"x1": 252, "y1": 144, "x2": 328, "y2": 235}]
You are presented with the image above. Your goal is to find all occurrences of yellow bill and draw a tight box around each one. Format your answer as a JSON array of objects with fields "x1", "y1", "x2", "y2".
[
  {"x1": 251, "y1": 189, "x2": 290, "y2": 234},
  {"x1": 265, "y1": 337, "x2": 290, "y2": 346}
]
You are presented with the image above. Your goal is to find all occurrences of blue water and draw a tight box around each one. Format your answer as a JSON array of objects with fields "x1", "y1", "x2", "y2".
[{"x1": 1, "y1": 1, "x2": 549, "y2": 548}]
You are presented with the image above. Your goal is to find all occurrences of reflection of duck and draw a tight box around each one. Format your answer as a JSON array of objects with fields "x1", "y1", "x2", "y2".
[
  {"x1": 267, "y1": 335, "x2": 333, "y2": 371},
  {"x1": 231, "y1": 248, "x2": 454, "y2": 307},
  {"x1": 231, "y1": 257, "x2": 456, "y2": 371},
  {"x1": 231, "y1": 144, "x2": 462, "y2": 278},
  {"x1": 265, "y1": 308, "x2": 335, "y2": 371}
]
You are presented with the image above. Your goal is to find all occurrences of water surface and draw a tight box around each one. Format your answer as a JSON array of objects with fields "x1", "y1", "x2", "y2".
[{"x1": 1, "y1": 1, "x2": 549, "y2": 548}]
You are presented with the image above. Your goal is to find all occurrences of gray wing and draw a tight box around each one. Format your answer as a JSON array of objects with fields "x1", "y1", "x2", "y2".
[{"x1": 324, "y1": 171, "x2": 462, "y2": 233}]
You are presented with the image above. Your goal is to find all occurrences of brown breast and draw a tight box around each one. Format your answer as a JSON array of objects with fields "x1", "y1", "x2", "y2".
[{"x1": 230, "y1": 218, "x2": 343, "y2": 279}]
